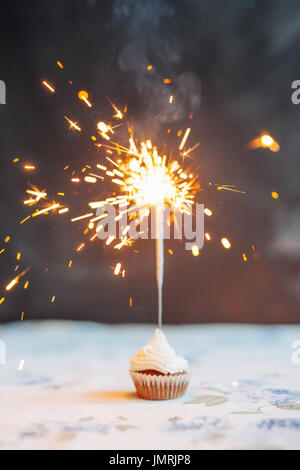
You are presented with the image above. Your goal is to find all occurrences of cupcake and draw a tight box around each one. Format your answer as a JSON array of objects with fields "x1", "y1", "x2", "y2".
[{"x1": 129, "y1": 328, "x2": 190, "y2": 400}]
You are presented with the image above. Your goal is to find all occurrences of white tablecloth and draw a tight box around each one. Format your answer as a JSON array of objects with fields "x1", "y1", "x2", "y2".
[{"x1": 0, "y1": 322, "x2": 300, "y2": 450}]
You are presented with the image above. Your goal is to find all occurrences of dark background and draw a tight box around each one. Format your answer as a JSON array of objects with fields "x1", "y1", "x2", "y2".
[{"x1": 1, "y1": 0, "x2": 300, "y2": 324}]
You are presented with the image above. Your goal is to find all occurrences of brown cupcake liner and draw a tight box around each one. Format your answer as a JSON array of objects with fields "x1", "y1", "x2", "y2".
[{"x1": 129, "y1": 370, "x2": 190, "y2": 400}]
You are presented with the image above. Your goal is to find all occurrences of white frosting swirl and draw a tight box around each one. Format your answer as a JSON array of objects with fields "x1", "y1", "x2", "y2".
[{"x1": 130, "y1": 329, "x2": 189, "y2": 374}]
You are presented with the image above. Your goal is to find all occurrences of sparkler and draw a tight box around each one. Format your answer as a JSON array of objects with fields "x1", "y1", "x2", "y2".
[
  {"x1": 85, "y1": 136, "x2": 198, "y2": 329},
  {"x1": 0, "y1": 61, "x2": 282, "y2": 329},
  {"x1": 3, "y1": 74, "x2": 238, "y2": 327}
]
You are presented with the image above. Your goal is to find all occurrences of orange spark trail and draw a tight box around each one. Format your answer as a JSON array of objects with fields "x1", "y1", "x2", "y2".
[
  {"x1": 42, "y1": 80, "x2": 55, "y2": 93},
  {"x1": 32, "y1": 204, "x2": 60, "y2": 218},
  {"x1": 179, "y1": 128, "x2": 191, "y2": 151},
  {"x1": 5, "y1": 267, "x2": 31, "y2": 292},
  {"x1": 65, "y1": 116, "x2": 81, "y2": 131}
]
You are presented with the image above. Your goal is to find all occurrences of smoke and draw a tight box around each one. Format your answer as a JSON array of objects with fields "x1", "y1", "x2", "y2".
[
  {"x1": 110, "y1": 0, "x2": 300, "y2": 303},
  {"x1": 113, "y1": 0, "x2": 201, "y2": 133}
]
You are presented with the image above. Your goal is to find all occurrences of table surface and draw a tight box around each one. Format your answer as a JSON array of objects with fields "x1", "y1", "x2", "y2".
[{"x1": 0, "y1": 321, "x2": 300, "y2": 450}]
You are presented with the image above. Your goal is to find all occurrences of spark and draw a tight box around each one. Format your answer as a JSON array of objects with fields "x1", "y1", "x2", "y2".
[
  {"x1": 0, "y1": 298, "x2": 5, "y2": 305},
  {"x1": 76, "y1": 243, "x2": 85, "y2": 252},
  {"x1": 71, "y1": 177, "x2": 80, "y2": 183},
  {"x1": 112, "y1": 178, "x2": 124, "y2": 186},
  {"x1": 114, "y1": 263, "x2": 122, "y2": 276},
  {"x1": 26, "y1": 189, "x2": 47, "y2": 199},
  {"x1": 68, "y1": 260, "x2": 73, "y2": 269},
  {"x1": 58, "y1": 208, "x2": 69, "y2": 214},
  {"x1": 18, "y1": 360, "x2": 25, "y2": 371},
  {"x1": 71, "y1": 213, "x2": 93, "y2": 223},
  {"x1": 108, "y1": 100, "x2": 123, "y2": 120},
  {"x1": 205, "y1": 233, "x2": 211, "y2": 241},
  {"x1": 192, "y1": 245, "x2": 199, "y2": 257},
  {"x1": 129, "y1": 297, "x2": 133, "y2": 307},
  {"x1": 25, "y1": 187, "x2": 47, "y2": 204},
  {"x1": 204, "y1": 208, "x2": 213, "y2": 216},
  {"x1": 106, "y1": 156, "x2": 119, "y2": 168},
  {"x1": 24, "y1": 281, "x2": 29, "y2": 289},
  {"x1": 169, "y1": 95, "x2": 173, "y2": 104},
  {"x1": 5, "y1": 267, "x2": 31, "y2": 292},
  {"x1": 181, "y1": 143, "x2": 200, "y2": 160},
  {"x1": 261, "y1": 134, "x2": 274, "y2": 147},
  {"x1": 114, "y1": 237, "x2": 133, "y2": 250},
  {"x1": 24, "y1": 165, "x2": 35, "y2": 171},
  {"x1": 97, "y1": 164, "x2": 107, "y2": 171},
  {"x1": 78, "y1": 90, "x2": 92, "y2": 107},
  {"x1": 42, "y1": 80, "x2": 55, "y2": 93},
  {"x1": 0, "y1": 249, "x2": 5, "y2": 255},
  {"x1": 89, "y1": 201, "x2": 106, "y2": 209},
  {"x1": 84, "y1": 176, "x2": 97, "y2": 184},
  {"x1": 89, "y1": 173, "x2": 104, "y2": 181},
  {"x1": 90, "y1": 214, "x2": 107, "y2": 223},
  {"x1": 271, "y1": 191, "x2": 279, "y2": 200},
  {"x1": 65, "y1": 116, "x2": 81, "y2": 132},
  {"x1": 98, "y1": 122, "x2": 111, "y2": 133},
  {"x1": 21, "y1": 312, "x2": 24, "y2": 321},
  {"x1": 51, "y1": 296, "x2": 56, "y2": 303},
  {"x1": 179, "y1": 128, "x2": 191, "y2": 151},
  {"x1": 97, "y1": 122, "x2": 112, "y2": 140},
  {"x1": 24, "y1": 199, "x2": 35, "y2": 205},
  {"x1": 129, "y1": 138, "x2": 138, "y2": 154},
  {"x1": 106, "y1": 236, "x2": 115, "y2": 246},
  {"x1": 242, "y1": 253, "x2": 247, "y2": 262},
  {"x1": 32, "y1": 204, "x2": 60, "y2": 218},
  {"x1": 20, "y1": 216, "x2": 31, "y2": 224},
  {"x1": 217, "y1": 185, "x2": 246, "y2": 194},
  {"x1": 6, "y1": 280, "x2": 17, "y2": 292},
  {"x1": 57, "y1": 60, "x2": 64, "y2": 69},
  {"x1": 147, "y1": 65, "x2": 153, "y2": 70},
  {"x1": 4, "y1": 236, "x2": 10, "y2": 243},
  {"x1": 247, "y1": 133, "x2": 280, "y2": 152},
  {"x1": 163, "y1": 78, "x2": 172, "y2": 84},
  {"x1": 221, "y1": 238, "x2": 231, "y2": 250}
]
